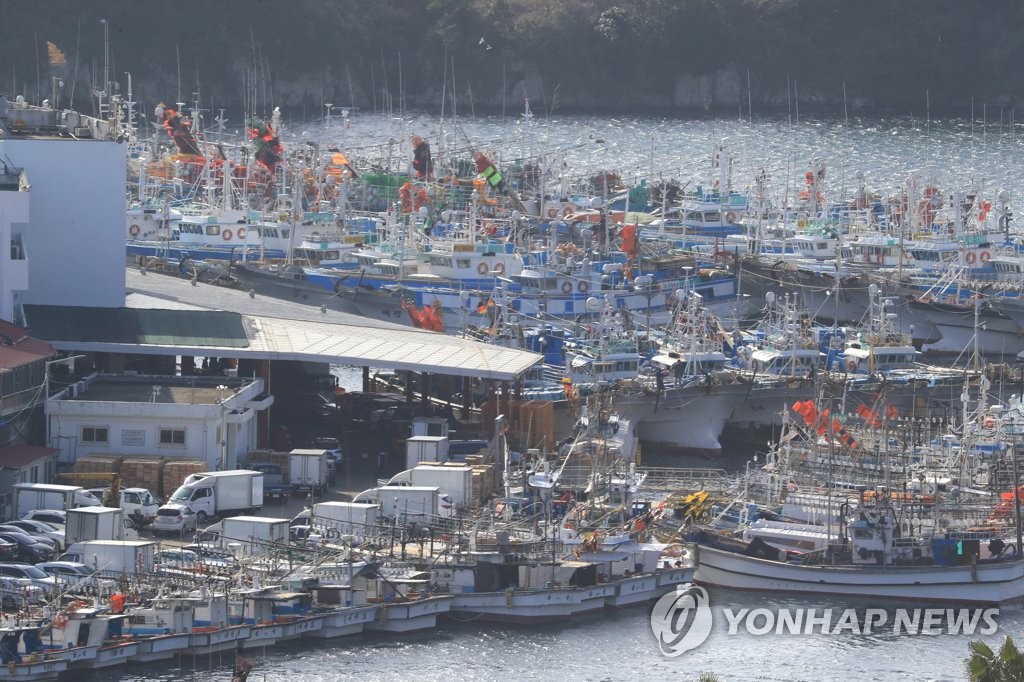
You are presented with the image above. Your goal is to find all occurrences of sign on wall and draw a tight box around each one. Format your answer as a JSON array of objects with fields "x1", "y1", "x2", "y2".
[{"x1": 121, "y1": 429, "x2": 146, "y2": 447}]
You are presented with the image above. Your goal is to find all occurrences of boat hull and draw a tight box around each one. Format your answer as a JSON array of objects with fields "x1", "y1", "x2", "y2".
[
  {"x1": 128, "y1": 633, "x2": 191, "y2": 662},
  {"x1": 364, "y1": 596, "x2": 452, "y2": 633},
  {"x1": 694, "y1": 544, "x2": 1024, "y2": 604},
  {"x1": 605, "y1": 575, "x2": 661, "y2": 607},
  {"x1": 308, "y1": 605, "x2": 380, "y2": 638},
  {"x1": 628, "y1": 383, "x2": 749, "y2": 454},
  {"x1": 185, "y1": 625, "x2": 251, "y2": 654}
]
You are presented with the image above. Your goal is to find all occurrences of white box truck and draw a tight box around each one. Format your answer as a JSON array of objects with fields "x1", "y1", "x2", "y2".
[
  {"x1": 405, "y1": 436, "x2": 449, "y2": 469},
  {"x1": 60, "y1": 540, "x2": 156, "y2": 575},
  {"x1": 165, "y1": 470, "x2": 263, "y2": 524},
  {"x1": 291, "y1": 501, "x2": 380, "y2": 539},
  {"x1": 65, "y1": 506, "x2": 140, "y2": 544},
  {"x1": 198, "y1": 516, "x2": 289, "y2": 555},
  {"x1": 387, "y1": 465, "x2": 474, "y2": 507},
  {"x1": 288, "y1": 449, "x2": 329, "y2": 497},
  {"x1": 352, "y1": 485, "x2": 453, "y2": 522},
  {"x1": 15, "y1": 483, "x2": 100, "y2": 518}
]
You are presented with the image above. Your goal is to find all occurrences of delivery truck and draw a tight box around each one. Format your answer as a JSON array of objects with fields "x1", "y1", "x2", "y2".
[
  {"x1": 288, "y1": 449, "x2": 329, "y2": 497},
  {"x1": 405, "y1": 436, "x2": 449, "y2": 469},
  {"x1": 59, "y1": 540, "x2": 156, "y2": 575},
  {"x1": 65, "y1": 506, "x2": 139, "y2": 544},
  {"x1": 166, "y1": 470, "x2": 263, "y2": 523},
  {"x1": 386, "y1": 465, "x2": 474, "y2": 507},
  {"x1": 14, "y1": 483, "x2": 100, "y2": 518},
  {"x1": 290, "y1": 501, "x2": 380, "y2": 539},
  {"x1": 351, "y1": 485, "x2": 454, "y2": 522},
  {"x1": 197, "y1": 516, "x2": 289, "y2": 555}
]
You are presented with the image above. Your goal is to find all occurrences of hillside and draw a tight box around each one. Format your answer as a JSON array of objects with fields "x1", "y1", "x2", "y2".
[{"x1": 2, "y1": 0, "x2": 1022, "y2": 120}]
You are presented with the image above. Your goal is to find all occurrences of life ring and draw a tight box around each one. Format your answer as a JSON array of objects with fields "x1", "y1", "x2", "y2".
[
  {"x1": 980, "y1": 251, "x2": 991, "y2": 263},
  {"x1": 561, "y1": 281, "x2": 573, "y2": 295},
  {"x1": 875, "y1": 254, "x2": 884, "y2": 265},
  {"x1": 966, "y1": 252, "x2": 976, "y2": 265},
  {"x1": 563, "y1": 205, "x2": 573, "y2": 218},
  {"x1": 547, "y1": 208, "x2": 558, "y2": 219},
  {"x1": 236, "y1": 227, "x2": 247, "y2": 240},
  {"x1": 129, "y1": 224, "x2": 140, "y2": 237},
  {"x1": 493, "y1": 262, "x2": 505, "y2": 275},
  {"x1": 725, "y1": 212, "x2": 737, "y2": 223},
  {"x1": 222, "y1": 228, "x2": 233, "y2": 241},
  {"x1": 53, "y1": 613, "x2": 68, "y2": 628},
  {"x1": 477, "y1": 262, "x2": 489, "y2": 275},
  {"x1": 577, "y1": 280, "x2": 589, "y2": 293}
]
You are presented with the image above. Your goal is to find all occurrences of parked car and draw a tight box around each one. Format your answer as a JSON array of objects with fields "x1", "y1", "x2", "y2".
[
  {"x1": 0, "y1": 576, "x2": 46, "y2": 609},
  {"x1": 180, "y1": 545, "x2": 238, "y2": 571},
  {"x1": 0, "y1": 526, "x2": 57, "y2": 551},
  {"x1": 4, "y1": 519, "x2": 66, "y2": 551},
  {"x1": 0, "y1": 538, "x2": 19, "y2": 563},
  {"x1": 21, "y1": 510, "x2": 66, "y2": 530},
  {"x1": 154, "y1": 549, "x2": 199, "y2": 569},
  {"x1": 0, "y1": 563, "x2": 57, "y2": 593},
  {"x1": 300, "y1": 392, "x2": 341, "y2": 418},
  {"x1": 152, "y1": 504, "x2": 197, "y2": 536},
  {"x1": 35, "y1": 561, "x2": 117, "y2": 593},
  {"x1": 0, "y1": 533, "x2": 53, "y2": 563}
]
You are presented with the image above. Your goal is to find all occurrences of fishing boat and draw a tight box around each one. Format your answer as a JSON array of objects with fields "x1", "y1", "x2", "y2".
[
  {"x1": 0, "y1": 625, "x2": 69, "y2": 681},
  {"x1": 692, "y1": 487, "x2": 1024, "y2": 604}
]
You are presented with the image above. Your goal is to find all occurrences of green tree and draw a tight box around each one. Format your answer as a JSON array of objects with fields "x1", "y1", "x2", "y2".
[{"x1": 965, "y1": 635, "x2": 1024, "y2": 682}]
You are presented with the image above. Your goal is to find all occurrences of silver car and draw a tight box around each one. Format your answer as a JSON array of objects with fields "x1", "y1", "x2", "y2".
[
  {"x1": 0, "y1": 576, "x2": 45, "y2": 608},
  {"x1": 153, "y1": 504, "x2": 197, "y2": 535},
  {"x1": 36, "y1": 561, "x2": 116, "y2": 594}
]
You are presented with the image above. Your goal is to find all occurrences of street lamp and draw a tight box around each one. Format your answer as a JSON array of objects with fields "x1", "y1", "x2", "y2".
[
  {"x1": 217, "y1": 384, "x2": 228, "y2": 470},
  {"x1": 633, "y1": 274, "x2": 654, "y2": 338},
  {"x1": 459, "y1": 290, "x2": 469, "y2": 338}
]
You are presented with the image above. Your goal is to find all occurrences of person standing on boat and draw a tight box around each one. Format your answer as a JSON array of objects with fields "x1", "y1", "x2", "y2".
[{"x1": 412, "y1": 136, "x2": 433, "y2": 179}]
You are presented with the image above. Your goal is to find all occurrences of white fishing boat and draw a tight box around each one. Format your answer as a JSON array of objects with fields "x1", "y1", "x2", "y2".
[{"x1": 692, "y1": 487, "x2": 1024, "y2": 604}]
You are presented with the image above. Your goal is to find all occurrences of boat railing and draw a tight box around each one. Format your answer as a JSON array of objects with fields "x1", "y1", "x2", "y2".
[{"x1": 638, "y1": 467, "x2": 730, "y2": 493}]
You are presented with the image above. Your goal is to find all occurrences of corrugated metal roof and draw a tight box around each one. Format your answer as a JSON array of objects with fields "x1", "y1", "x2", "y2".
[
  {"x1": 0, "y1": 320, "x2": 55, "y2": 369},
  {"x1": 21, "y1": 269, "x2": 542, "y2": 381},
  {"x1": 0, "y1": 445, "x2": 58, "y2": 469},
  {"x1": 23, "y1": 305, "x2": 249, "y2": 348}
]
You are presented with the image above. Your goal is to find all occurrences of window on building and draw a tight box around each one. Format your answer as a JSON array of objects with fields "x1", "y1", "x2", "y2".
[
  {"x1": 159, "y1": 428, "x2": 186, "y2": 447},
  {"x1": 81, "y1": 426, "x2": 109, "y2": 444}
]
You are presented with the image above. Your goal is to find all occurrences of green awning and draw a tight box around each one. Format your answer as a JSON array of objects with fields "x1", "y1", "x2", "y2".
[{"x1": 23, "y1": 305, "x2": 249, "y2": 348}]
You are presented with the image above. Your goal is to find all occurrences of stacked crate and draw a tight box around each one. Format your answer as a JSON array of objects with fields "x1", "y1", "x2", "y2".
[
  {"x1": 161, "y1": 460, "x2": 207, "y2": 499},
  {"x1": 73, "y1": 455, "x2": 122, "y2": 476},
  {"x1": 516, "y1": 401, "x2": 554, "y2": 452},
  {"x1": 118, "y1": 456, "x2": 165, "y2": 496}
]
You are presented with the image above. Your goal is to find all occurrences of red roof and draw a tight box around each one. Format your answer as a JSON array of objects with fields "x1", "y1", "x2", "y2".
[
  {"x1": 0, "y1": 320, "x2": 54, "y2": 370},
  {"x1": 0, "y1": 445, "x2": 59, "y2": 469}
]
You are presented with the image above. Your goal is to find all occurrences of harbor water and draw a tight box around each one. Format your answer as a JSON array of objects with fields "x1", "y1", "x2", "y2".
[{"x1": 121, "y1": 113, "x2": 1024, "y2": 679}]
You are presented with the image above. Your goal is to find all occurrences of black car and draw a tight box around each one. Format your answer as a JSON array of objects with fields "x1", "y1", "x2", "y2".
[
  {"x1": 0, "y1": 539, "x2": 18, "y2": 563},
  {"x1": 0, "y1": 533, "x2": 53, "y2": 563}
]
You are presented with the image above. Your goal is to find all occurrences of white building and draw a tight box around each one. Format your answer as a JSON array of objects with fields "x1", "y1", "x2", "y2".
[
  {"x1": 46, "y1": 373, "x2": 273, "y2": 471},
  {"x1": 0, "y1": 96, "x2": 125, "y2": 322},
  {"x1": 0, "y1": 161, "x2": 29, "y2": 322}
]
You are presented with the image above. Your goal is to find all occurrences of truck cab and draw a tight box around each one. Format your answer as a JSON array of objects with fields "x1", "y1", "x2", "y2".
[
  {"x1": 246, "y1": 463, "x2": 291, "y2": 502},
  {"x1": 169, "y1": 484, "x2": 215, "y2": 523},
  {"x1": 86, "y1": 487, "x2": 160, "y2": 526}
]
